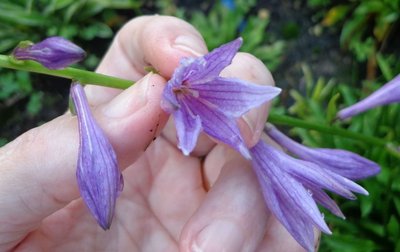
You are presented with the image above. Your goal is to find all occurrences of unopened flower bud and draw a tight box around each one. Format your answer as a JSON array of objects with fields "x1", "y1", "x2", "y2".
[{"x1": 13, "y1": 36, "x2": 86, "y2": 69}]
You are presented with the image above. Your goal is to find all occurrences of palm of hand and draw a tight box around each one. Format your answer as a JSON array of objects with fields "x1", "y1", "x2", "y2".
[{"x1": 14, "y1": 135, "x2": 200, "y2": 250}]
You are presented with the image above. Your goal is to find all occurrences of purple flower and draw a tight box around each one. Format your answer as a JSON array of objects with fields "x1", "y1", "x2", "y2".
[
  {"x1": 161, "y1": 38, "x2": 281, "y2": 158},
  {"x1": 337, "y1": 74, "x2": 400, "y2": 120},
  {"x1": 70, "y1": 82, "x2": 123, "y2": 230},
  {"x1": 13, "y1": 36, "x2": 86, "y2": 69},
  {"x1": 265, "y1": 124, "x2": 380, "y2": 180},
  {"x1": 250, "y1": 140, "x2": 368, "y2": 252}
]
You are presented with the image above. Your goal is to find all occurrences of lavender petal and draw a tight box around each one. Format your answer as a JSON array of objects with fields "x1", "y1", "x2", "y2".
[
  {"x1": 309, "y1": 188, "x2": 345, "y2": 219},
  {"x1": 251, "y1": 141, "x2": 331, "y2": 252},
  {"x1": 173, "y1": 104, "x2": 202, "y2": 156},
  {"x1": 187, "y1": 38, "x2": 243, "y2": 84},
  {"x1": 195, "y1": 77, "x2": 281, "y2": 117},
  {"x1": 266, "y1": 124, "x2": 380, "y2": 180},
  {"x1": 337, "y1": 74, "x2": 400, "y2": 119},
  {"x1": 187, "y1": 95, "x2": 251, "y2": 159}
]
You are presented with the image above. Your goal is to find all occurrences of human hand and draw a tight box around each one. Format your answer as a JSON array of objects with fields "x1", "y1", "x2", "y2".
[{"x1": 0, "y1": 16, "x2": 315, "y2": 251}]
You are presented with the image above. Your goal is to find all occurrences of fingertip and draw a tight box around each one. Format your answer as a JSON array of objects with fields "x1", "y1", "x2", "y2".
[
  {"x1": 141, "y1": 16, "x2": 208, "y2": 77},
  {"x1": 221, "y1": 52, "x2": 276, "y2": 148},
  {"x1": 118, "y1": 15, "x2": 208, "y2": 78},
  {"x1": 97, "y1": 73, "x2": 169, "y2": 167}
]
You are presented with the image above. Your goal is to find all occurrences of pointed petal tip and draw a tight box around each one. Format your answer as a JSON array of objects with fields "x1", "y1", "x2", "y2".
[
  {"x1": 180, "y1": 148, "x2": 191, "y2": 156},
  {"x1": 238, "y1": 144, "x2": 252, "y2": 160},
  {"x1": 99, "y1": 221, "x2": 111, "y2": 231}
]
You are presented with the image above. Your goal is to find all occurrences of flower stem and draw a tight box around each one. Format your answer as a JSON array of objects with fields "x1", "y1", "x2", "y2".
[
  {"x1": 268, "y1": 112, "x2": 389, "y2": 146},
  {"x1": 0, "y1": 54, "x2": 133, "y2": 89},
  {"x1": 1, "y1": 53, "x2": 397, "y2": 153}
]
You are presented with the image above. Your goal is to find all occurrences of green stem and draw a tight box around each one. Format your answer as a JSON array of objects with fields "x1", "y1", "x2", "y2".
[
  {"x1": 0, "y1": 54, "x2": 133, "y2": 89},
  {"x1": 1, "y1": 53, "x2": 397, "y2": 152},
  {"x1": 268, "y1": 113, "x2": 389, "y2": 146}
]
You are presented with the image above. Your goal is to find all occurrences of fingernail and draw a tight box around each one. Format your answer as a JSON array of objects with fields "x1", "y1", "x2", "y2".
[
  {"x1": 102, "y1": 73, "x2": 151, "y2": 118},
  {"x1": 241, "y1": 103, "x2": 270, "y2": 147},
  {"x1": 192, "y1": 220, "x2": 245, "y2": 252},
  {"x1": 174, "y1": 35, "x2": 208, "y2": 57}
]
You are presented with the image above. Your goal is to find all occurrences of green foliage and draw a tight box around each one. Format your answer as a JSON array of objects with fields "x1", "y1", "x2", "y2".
[
  {"x1": 320, "y1": 0, "x2": 400, "y2": 71},
  {"x1": 158, "y1": 0, "x2": 285, "y2": 72},
  {"x1": 0, "y1": 0, "x2": 144, "y2": 143},
  {"x1": 0, "y1": 0, "x2": 143, "y2": 58}
]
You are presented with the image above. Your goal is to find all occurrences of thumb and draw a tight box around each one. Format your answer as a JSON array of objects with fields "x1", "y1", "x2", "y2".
[{"x1": 0, "y1": 73, "x2": 168, "y2": 250}]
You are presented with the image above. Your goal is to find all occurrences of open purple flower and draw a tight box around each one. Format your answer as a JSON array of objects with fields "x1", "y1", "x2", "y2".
[
  {"x1": 337, "y1": 74, "x2": 400, "y2": 120},
  {"x1": 70, "y1": 82, "x2": 123, "y2": 230},
  {"x1": 13, "y1": 36, "x2": 86, "y2": 69},
  {"x1": 265, "y1": 124, "x2": 380, "y2": 180},
  {"x1": 161, "y1": 38, "x2": 281, "y2": 158},
  {"x1": 250, "y1": 140, "x2": 368, "y2": 252}
]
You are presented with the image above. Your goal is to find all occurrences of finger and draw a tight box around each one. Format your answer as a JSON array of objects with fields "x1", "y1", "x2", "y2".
[
  {"x1": 0, "y1": 73, "x2": 168, "y2": 250},
  {"x1": 220, "y1": 52, "x2": 275, "y2": 148},
  {"x1": 257, "y1": 218, "x2": 320, "y2": 252},
  {"x1": 86, "y1": 15, "x2": 208, "y2": 105},
  {"x1": 180, "y1": 146, "x2": 269, "y2": 252}
]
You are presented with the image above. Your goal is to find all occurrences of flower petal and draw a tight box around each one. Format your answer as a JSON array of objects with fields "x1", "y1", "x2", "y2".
[
  {"x1": 251, "y1": 141, "x2": 331, "y2": 251},
  {"x1": 186, "y1": 95, "x2": 251, "y2": 159},
  {"x1": 186, "y1": 38, "x2": 243, "y2": 84},
  {"x1": 173, "y1": 103, "x2": 202, "y2": 156},
  {"x1": 266, "y1": 124, "x2": 380, "y2": 180},
  {"x1": 71, "y1": 83, "x2": 123, "y2": 230},
  {"x1": 309, "y1": 188, "x2": 345, "y2": 219},
  {"x1": 194, "y1": 77, "x2": 281, "y2": 117},
  {"x1": 337, "y1": 74, "x2": 400, "y2": 119},
  {"x1": 309, "y1": 148, "x2": 381, "y2": 180}
]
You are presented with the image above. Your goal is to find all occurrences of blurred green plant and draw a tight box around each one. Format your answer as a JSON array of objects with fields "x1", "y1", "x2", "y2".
[
  {"x1": 272, "y1": 60, "x2": 400, "y2": 251},
  {"x1": 158, "y1": 0, "x2": 285, "y2": 72},
  {"x1": 0, "y1": 0, "x2": 144, "y2": 143},
  {"x1": 318, "y1": 0, "x2": 400, "y2": 80}
]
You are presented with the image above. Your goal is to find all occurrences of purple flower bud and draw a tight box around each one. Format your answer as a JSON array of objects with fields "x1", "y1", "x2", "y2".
[
  {"x1": 13, "y1": 36, "x2": 86, "y2": 69},
  {"x1": 70, "y1": 82, "x2": 123, "y2": 230},
  {"x1": 265, "y1": 124, "x2": 380, "y2": 180},
  {"x1": 337, "y1": 74, "x2": 400, "y2": 120}
]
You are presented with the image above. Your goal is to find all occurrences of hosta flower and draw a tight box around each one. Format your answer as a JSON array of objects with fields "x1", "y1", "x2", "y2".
[
  {"x1": 337, "y1": 74, "x2": 400, "y2": 120},
  {"x1": 70, "y1": 82, "x2": 123, "y2": 230},
  {"x1": 161, "y1": 38, "x2": 281, "y2": 158},
  {"x1": 250, "y1": 140, "x2": 368, "y2": 252},
  {"x1": 265, "y1": 124, "x2": 380, "y2": 180},
  {"x1": 13, "y1": 36, "x2": 86, "y2": 69}
]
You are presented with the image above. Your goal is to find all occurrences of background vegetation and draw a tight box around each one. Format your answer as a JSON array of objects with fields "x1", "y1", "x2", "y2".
[{"x1": 0, "y1": 0, "x2": 399, "y2": 251}]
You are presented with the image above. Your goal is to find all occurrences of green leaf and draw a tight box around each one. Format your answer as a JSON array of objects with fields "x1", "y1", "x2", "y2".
[
  {"x1": 340, "y1": 15, "x2": 366, "y2": 47},
  {"x1": 394, "y1": 197, "x2": 400, "y2": 215},
  {"x1": 0, "y1": 8, "x2": 48, "y2": 26},
  {"x1": 323, "y1": 233, "x2": 378, "y2": 252},
  {"x1": 327, "y1": 93, "x2": 341, "y2": 122},
  {"x1": 0, "y1": 138, "x2": 8, "y2": 147},
  {"x1": 26, "y1": 91, "x2": 43, "y2": 116},
  {"x1": 388, "y1": 215, "x2": 399, "y2": 239},
  {"x1": 377, "y1": 53, "x2": 394, "y2": 81}
]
